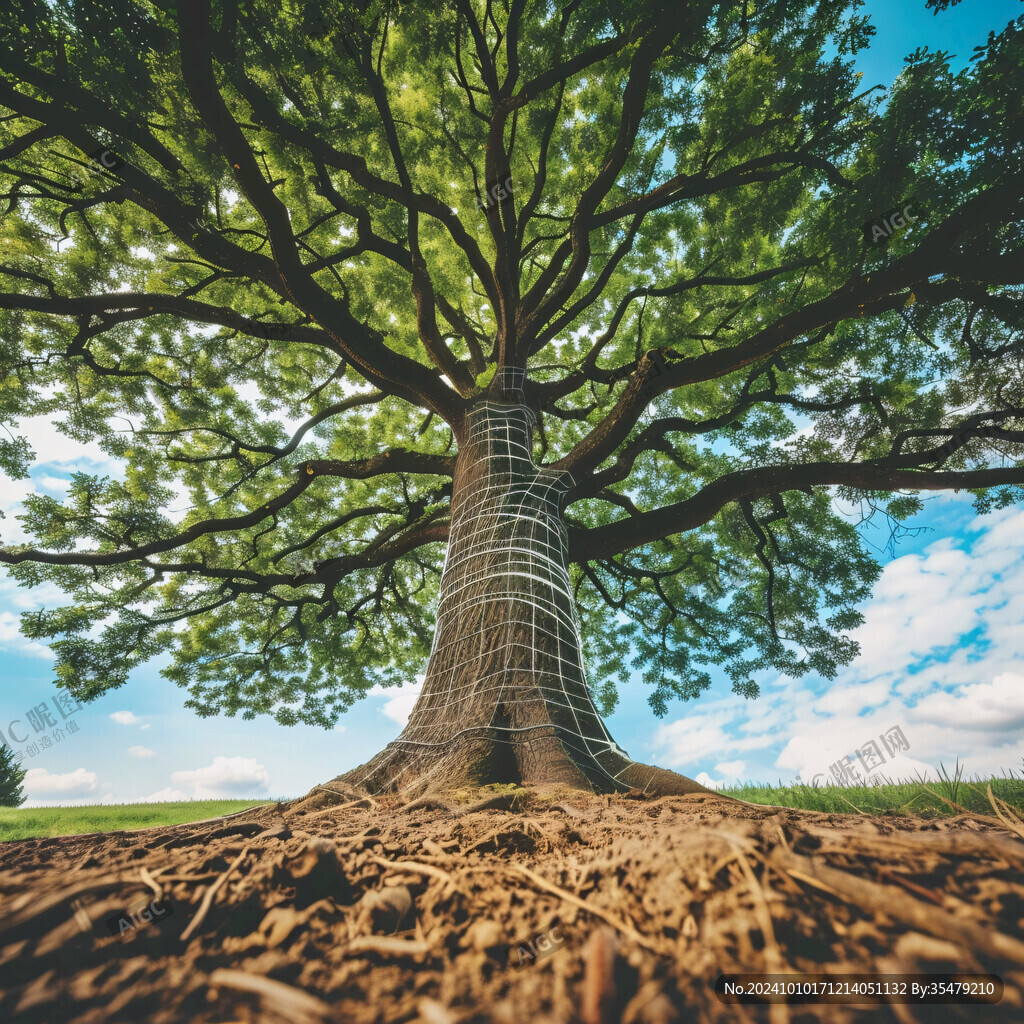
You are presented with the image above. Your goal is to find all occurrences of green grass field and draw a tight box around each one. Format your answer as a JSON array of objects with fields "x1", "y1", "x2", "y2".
[
  {"x1": 721, "y1": 770, "x2": 1024, "y2": 819},
  {"x1": 3, "y1": 768, "x2": 1024, "y2": 841},
  {"x1": 0, "y1": 800, "x2": 273, "y2": 842}
]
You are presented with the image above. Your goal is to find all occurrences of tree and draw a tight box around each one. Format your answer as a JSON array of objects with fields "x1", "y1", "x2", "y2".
[
  {"x1": 0, "y1": 0, "x2": 1021, "y2": 798},
  {"x1": 0, "y1": 745, "x2": 27, "y2": 807}
]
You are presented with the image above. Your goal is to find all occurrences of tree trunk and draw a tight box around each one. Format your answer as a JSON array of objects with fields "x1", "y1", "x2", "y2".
[{"x1": 314, "y1": 373, "x2": 715, "y2": 801}]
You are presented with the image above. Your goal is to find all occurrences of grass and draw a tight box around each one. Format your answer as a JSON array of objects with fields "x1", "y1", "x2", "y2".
[
  {"x1": 0, "y1": 799, "x2": 274, "y2": 842},
  {"x1": 5, "y1": 769, "x2": 1024, "y2": 841},
  {"x1": 721, "y1": 771, "x2": 1024, "y2": 818}
]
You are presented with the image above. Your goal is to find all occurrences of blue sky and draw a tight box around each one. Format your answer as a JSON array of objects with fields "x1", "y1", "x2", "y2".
[{"x1": 2, "y1": 0, "x2": 1022, "y2": 805}]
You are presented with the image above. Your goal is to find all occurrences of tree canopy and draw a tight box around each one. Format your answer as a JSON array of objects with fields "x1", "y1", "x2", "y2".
[{"x1": 0, "y1": 0, "x2": 1021, "y2": 728}]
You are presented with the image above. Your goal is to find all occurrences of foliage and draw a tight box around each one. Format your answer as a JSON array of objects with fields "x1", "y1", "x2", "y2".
[
  {"x1": 0, "y1": 0, "x2": 1020, "y2": 726},
  {"x1": 0, "y1": 744, "x2": 27, "y2": 807}
]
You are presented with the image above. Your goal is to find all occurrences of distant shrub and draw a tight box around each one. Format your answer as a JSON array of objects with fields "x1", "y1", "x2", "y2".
[{"x1": 0, "y1": 745, "x2": 26, "y2": 807}]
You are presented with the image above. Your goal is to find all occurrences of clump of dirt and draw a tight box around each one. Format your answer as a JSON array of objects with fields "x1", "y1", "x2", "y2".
[{"x1": 1, "y1": 788, "x2": 1023, "y2": 1023}]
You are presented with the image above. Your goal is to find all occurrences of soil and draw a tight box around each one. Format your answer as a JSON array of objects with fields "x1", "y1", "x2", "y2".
[{"x1": 1, "y1": 787, "x2": 1022, "y2": 1024}]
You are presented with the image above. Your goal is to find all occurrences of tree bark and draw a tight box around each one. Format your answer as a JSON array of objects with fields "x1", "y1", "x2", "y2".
[{"x1": 315, "y1": 372, "x2": 715, "y2": 800}]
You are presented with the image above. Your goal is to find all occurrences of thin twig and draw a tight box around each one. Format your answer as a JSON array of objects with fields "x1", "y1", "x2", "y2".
[
  {"x1": 156, "y1": 872, "x2": 222, "y2": 882},
  {"x1": 303, "y1": 797, "x2": 374, "y2": 819},
  {"x1": 400, "y1": 796, "x2": 453, "y2": 814},
  {"x1": 316, "y1": 784, "x2": 377, "y2": 808},
  {"x1": 369, "y1": 855, "x2": 464, "y2": 893},
  {"x1": 208, "y1": 968, "x2": 331, "y2": 1023},
  {"x1": 140, "y1": 866, "x2": 163, "y2": 899},
  {"x1": 180, "y1": 847, "x2": 250, "y2": 942},
  {"x1": 510, "y1": 863, "x2": 661, "y2": 954},
  {"x1": 835, "y1": 792, "x2": 865, "y2": 815},
  {"x1": 773, "y1": 846, "x2": 1024, "y2": 964},
  {"x1": 777, "y1": 866, "x2": 843, "y2": 899},
  {"x1": 915, "y1": 781, "x2": 976, "y2": 816},
  {"x1": 345, "y1": 935, "x2": 431, "y2": 957},
  {"x1": 875, "y1": 867, "x2": 949, "y2": 908},
  {"x1": 725, "y1": 837, "x2": 789, "y2": 1024},
  {"x1": 0, "y1": 875, "x2": 148, "y2": 936},
  {"x1": 987, "y1": 783, "x2": 1024, "y2": 841}
]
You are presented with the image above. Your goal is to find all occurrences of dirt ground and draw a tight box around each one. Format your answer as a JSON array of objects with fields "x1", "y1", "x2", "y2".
[{"x1": 1, "y1": 787, "x2": 1022, "y2": 1023}]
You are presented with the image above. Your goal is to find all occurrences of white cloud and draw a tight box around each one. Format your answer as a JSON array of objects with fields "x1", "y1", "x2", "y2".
[
  {"x1": 170, "y1": 756, "x2": 270, "y2": 798},
  {"x1": 651, "y1": 696, "x2": 791, "y2": 769},
  {"x1": 35, "y1": 475, "x2": 71, "y2": 493},
  {"x1": 0, "y1": 610, "x2": 52, "y2": 659},
  {"x1": 0, "y1": 477, "x2": 37, "y2": 545},
  {"x1": 969, "y1": 504, "x2": 1024, "y2": 552},
  {"x1": 910, "y1": 670, "x2": 1024, "y2": 733},
  {"x1": 0, "y1": 412, "x2": 122, "y2": 550},
  {"x1": 110, "y1": 711, "x2": 142, "y2": 725},
  {"x1": 694, "y1": 771, "x2": 724, "y2": 790},
  {"x1": 653, "y1": 711, "x2": 739, "y2": 767},
  {"x1": 368, "y1": 679, "x2": 424, "y2": 727},
  {"x1": 144, "y1": 787, "x2": 190, "y2": 802},
  {"x1": 127, "y1": 745, "x2": 155, "y2": 758},
  {"x1": 650, "y1": 507, "x2": 1024, "y2": 785},
  {"x1": 0, "y1": 547, "x2": 72, "y2": 656},
  {"x1": 713, "y1": 760, "x2": 746, "y2": 782},
  {"x1": 840, "y1": 541, "x2": 982, "y2": 683},
  {"x1": 23, "y1": 767, "x2": 98, "y2": 798},
  {"x1": 140, "y1": 723, "x2": 151, "y2": 730},
  {"x1": 14, "y1": 413, "x2": 121, "y2": 473},
  {"x1": 0, "y1": 576, "x2": 68, "y2": 611}
]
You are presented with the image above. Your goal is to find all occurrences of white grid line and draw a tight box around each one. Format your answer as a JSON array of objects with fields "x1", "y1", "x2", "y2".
[{"x1": 366, "y1": 368, "x2": 635, "y2": 789}]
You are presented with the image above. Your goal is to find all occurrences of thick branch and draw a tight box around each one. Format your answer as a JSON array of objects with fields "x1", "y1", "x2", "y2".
[
  {"x1": 569, "y1": 462, "x2": 1024, "y2": 563},
  {"x1": 0, "y1": 449, "x2": 454, "y2": 569},
  {"x1": 177, "y1": 0, "x2": 465, "y2": 422},
  {"x1": 554, "y1": 182, "x2": 1024, "y2": 482}
]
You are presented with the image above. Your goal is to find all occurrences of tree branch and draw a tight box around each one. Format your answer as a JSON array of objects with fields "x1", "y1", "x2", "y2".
[
  {"x1": 176, "y1": 0, "x2": 465, "y2": 422},
  {"x1": 0, "y1": 449, "x2": 454, "y2": 569},
  {"x1": 569, "y1": 461, "x2": 1024, "y2": 564},
  {"x1": 555, "y1": 182, "x2": 1024, "y2": 483}
]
